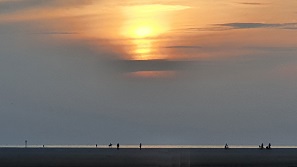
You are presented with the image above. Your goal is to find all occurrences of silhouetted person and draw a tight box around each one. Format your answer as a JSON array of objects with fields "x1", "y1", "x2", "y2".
[
  {"x1": 266, "y1": 143, "x2": 271, "y2": 149},
  {"x1": 43, "y1": 145, "x2": 45, "y2": 148},
  {"x1": 139, "y1": 143, "x2": 142, "y2": 150},
  {"x1": 117, "y1": 143, "x2": 119, "y2": 150},
  {"x1": 259, "y1": 143, "x2": 264, "y2": 149},
  {"x1": 224, "y1": 143, "x2": 229, "y2": 149},
  {"x1": 109, "y1": 143, "x2": 112, "y2": 148},
  {"x1": 96, "y1": 144, "x2": 97, "y2": 148},
  {"x1": 25, "y1": 140, "x2": 27, "y2": 148}
]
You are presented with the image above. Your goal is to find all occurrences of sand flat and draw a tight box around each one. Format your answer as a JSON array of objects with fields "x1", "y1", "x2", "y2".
[{"x1": 1, "y1": 148, "x2": 297, "y2": 166}]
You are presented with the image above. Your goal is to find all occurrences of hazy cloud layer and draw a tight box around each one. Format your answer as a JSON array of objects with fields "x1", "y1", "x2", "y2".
[
  {"x1": 0, "y1": 0, "x2": 94, "y2": 14},
  {"x1": 245, "y1": 46, "x2": 297, "y2": 51},
  {"x1": 114, "y1": 60, "x2": 198, "y2": 72}
]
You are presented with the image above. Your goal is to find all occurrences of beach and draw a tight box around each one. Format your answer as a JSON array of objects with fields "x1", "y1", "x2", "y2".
[{"x1": 1, "y1": 148, "x2": 297, "y2": 166}]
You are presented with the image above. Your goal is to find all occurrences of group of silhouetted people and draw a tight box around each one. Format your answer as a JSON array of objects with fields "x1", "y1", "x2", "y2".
[
  {"x1": 259, "y1": 143, "x2": 271, "y2": 149},
  {"x1": 224, "y1": 143, "x2": 272, "y2": 149},
  {"x1": 106, "y1": 143, "x2": 142, "y2": 150},
  {"x1": 108, "y1": 143, "x2": 119, "y2": 149},
  {"x1": 105, "y1": 143, "x2": 272, "y2": 150},
  {"x1": 107, "y1": 143, "x2": 119, "y2": 149}
]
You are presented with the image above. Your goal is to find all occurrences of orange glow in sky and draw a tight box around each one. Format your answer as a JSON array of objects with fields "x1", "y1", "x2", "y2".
[
  {"x1": 2, "y1": 1, "x2": 297, "y2": 62},
  {"x1": 120, "y1": 4, "x2": 190, "y2": 60}
]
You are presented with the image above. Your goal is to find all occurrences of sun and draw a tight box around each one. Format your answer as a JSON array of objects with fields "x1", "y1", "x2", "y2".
[
  {"x1": 120, "y1": 4, "x2": 178, "y2": 60},
  {"x1": 121, "y1": 21, "x2": 165, "y2": 39},
  {"x1": 135, "y1": 26, "x2": 153, "y2": 38}
]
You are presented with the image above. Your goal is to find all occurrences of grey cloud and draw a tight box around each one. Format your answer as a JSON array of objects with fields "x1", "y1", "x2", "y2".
[
  {"x1": 0, "y1": 0, "x2": 46, "y2": 14},
  {"x1": 0, "y1": 19, "x2": 64, "y2": 35},
  {"x1": 0, "y1": 0, "x2": 94, "y2": 14}
]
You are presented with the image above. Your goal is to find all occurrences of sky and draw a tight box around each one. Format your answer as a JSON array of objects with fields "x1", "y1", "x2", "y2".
[{"x1": 0, "y1": 0, "x2": 297, "y2": 146}]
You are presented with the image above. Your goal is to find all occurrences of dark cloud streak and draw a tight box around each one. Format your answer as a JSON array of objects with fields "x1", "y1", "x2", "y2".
[
  {"x1": 163, "y1": 45, "x2": 202, "y2": 49},
  {"x1": 179, "y1": 22, "x2": 297, "y2": 32},
  {"x1": 31, "y1": 31, "x2": 80, "y2": 35},
  {"x1": 114, "y1": 60, "x2": 198, "y2": 73},
  {"x1": 235, "y1": 2, "x2": 267, "y2": 6},
  {"x1": 216, "y1": 22, "x2": 297, "y2": 30}
]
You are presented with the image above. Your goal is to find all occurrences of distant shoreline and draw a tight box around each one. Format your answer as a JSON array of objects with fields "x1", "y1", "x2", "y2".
[
  {"x1": 2, "y1": 144, "x2": 297, "y2": 149},
  {"x1": 1, "y1": 148, "x2": 297, "y2": 166}
]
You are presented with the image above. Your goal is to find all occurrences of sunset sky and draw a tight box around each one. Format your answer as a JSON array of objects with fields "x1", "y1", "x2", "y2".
[{"x1": 1, "y1": 0, "x2": 297, "y2": 145}]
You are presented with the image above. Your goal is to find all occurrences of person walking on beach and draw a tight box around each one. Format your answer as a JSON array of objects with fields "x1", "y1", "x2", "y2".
[
  {"x1": 266, "y1": 143, "x2": 271, "y2": 149},
  {"x1": 224, "y1": 143, "x2": 229, "y2": 149},
  {"x1": 259, "y1": 143, "x2": 264, "y2": 149},
  {"x1": 139, "y1": 143, "x2": 142, "y2": 150},
  {"x1": 117, "y1": 143, "x2": 119, "y2": 150}
]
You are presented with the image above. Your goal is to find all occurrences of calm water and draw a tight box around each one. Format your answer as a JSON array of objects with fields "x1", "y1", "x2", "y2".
[{"x1": 2, "y1": 145, "x2": 297, "y2": 149}]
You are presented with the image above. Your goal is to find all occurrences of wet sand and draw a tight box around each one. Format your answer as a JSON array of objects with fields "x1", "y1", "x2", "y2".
[{"x1": 1, "y1": 148, "x2": 297, "y2": 167}]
